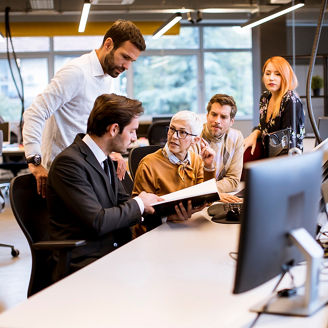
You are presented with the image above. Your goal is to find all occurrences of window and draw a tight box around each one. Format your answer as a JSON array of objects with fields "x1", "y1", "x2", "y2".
[
  {"x1": 0, "y1": 26, "x2": 253, "y2": 122},
  {"x1": 53, "y1": 36, "x2": 102, "y2": 51},
  {"x1": 0, "y1": 37, "x2": 50, "y2": 53},
  {"x1": 134, "y1": 55, "x2": 197, "y2": 116},
  {"x1": 203, "y1": 26, "x2": 251, "y2": 49},
  {"x1": 0, "y1": 58, "x2": 48, "y2": 121},
  {"x1": 204, "y1": 52, "x2": 253, "y2": 117},
  {"x1": 203, "y1": 26, "x2": 253, "y2": 117},
  {"x1": 144, "y1": 27, "x2": 199, "y2": 49}
]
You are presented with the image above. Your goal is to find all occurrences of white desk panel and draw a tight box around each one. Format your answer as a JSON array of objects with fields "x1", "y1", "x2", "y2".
[{"x1": 0, "y1": 210, "x2": 327, "y2": 327}]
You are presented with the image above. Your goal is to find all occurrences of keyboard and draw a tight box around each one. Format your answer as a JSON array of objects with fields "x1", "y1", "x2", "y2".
[{"x1": 207, "y1": 202, "x2": 244, "y2": 224}]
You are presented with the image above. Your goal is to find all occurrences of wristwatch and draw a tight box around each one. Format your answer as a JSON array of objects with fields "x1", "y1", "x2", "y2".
[{"x1": 26, "y1": 154, "x2": 42, "y2": 166}]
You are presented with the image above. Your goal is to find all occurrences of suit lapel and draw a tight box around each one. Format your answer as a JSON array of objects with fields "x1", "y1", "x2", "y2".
[{"x1": 76, "y1": 135, "x2": 117, "y2": 204}]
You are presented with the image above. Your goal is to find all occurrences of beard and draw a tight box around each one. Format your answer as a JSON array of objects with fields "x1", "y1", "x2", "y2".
[
  {"x1": 102, "y1": 49, "x2": 125, "y2": 77},
  {"x1": 210, "y1": 124, "x2": 223, "y2": 137}
]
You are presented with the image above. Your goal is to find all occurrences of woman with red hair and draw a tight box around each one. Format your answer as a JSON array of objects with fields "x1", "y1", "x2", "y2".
[{"x1": 244, "y1": 56, "x2": 305, "y2": 155}]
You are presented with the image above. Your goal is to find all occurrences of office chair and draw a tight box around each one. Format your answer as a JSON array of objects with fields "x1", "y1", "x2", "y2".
[
  {"x1": 10, "y1": 173, "x2": 86, "y2": 297},
  {"x1": 0, "y1": 129, "x2": 19, "y2": 257},
  {"x1": 120, "y1": 171, "x2": 134, "y2": 195},
  {"x1": 147, "y1": 119, "x2": 170, "y2": 147},
  {"x1": 317, "y1": 117, "x2": 328, "y2": 144},
  {"x1": 241, "y1": 139, "x2": 264, "y2": 181},
  {"x1": 128, "y1": 145, "x2": 161, "y2": 180}
]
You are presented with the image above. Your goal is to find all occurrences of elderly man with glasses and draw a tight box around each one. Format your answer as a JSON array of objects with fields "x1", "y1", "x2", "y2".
[{"x1": 132, "y1": 110, "x2": 240, "y2": 232}]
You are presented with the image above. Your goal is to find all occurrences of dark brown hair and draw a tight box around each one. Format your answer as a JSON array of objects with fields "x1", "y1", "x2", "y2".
[
  {"x1": 87, "y1": 94, "x2": 144, "y2": 137},
  {"x1": 206, "y1": 94, "x2": 237, "y2": 119},
  {"x1": 102, "y1": 20, "x2": 146, "y2": 51}
]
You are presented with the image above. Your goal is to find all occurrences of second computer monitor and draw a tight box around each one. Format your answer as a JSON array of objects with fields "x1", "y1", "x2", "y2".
[{"x1": 233, "y1": 151, "x2": 323, "y2": 315}]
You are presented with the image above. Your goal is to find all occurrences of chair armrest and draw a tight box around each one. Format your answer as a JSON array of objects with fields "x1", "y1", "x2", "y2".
[{"x1": 33, "y1": 240, "x2": 86, "y2": 250}]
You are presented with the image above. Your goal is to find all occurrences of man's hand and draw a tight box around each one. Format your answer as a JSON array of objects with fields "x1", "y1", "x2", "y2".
[
  {"x1": 219, "y1": 193, "x2": 242, "y2": 203},
  {"x1": 28, "y1": 163, "x2": 48, "y2": 198},
  {"x1": 138, "y1": 191, "x2": 163, "y2": 214},
  {"x1": 110, "y1": 152, "x2": 126, "y2": 181},
  {"x1": 200, "y1": 139, "x2": 216, "y2": 170},
  {"x1": 168, "y1": 200, "x2": 206, "y2": 222}
]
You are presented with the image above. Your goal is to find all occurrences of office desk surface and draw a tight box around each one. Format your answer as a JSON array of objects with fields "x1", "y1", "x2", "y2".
[{"x1": 0, "y1": 212, "x2": 327, "y2": 328}]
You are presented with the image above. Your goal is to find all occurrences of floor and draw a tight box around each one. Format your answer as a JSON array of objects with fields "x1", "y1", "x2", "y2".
[
  {"x1": 0, "y1": 138, "x2": 318, "y2": 314},
  {"x1": 0, "y1": 188, "x2": 30, "y2": 314}
]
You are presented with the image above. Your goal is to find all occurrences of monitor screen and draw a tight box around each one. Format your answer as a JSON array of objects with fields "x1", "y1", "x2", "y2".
[
  {"x1": 152, "y1": 116, "x2": 172, "y2": 122},
  {"x1": 0, "y1": 122, "x2": 10, "y2": 144},
  {"x1": 233, "y1": 151, "x2": 324, "y2": 315}
]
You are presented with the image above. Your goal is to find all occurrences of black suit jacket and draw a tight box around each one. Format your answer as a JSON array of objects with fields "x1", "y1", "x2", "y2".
[{"x1": 47, "y1": 134, "x2": 142, "y2": 261}]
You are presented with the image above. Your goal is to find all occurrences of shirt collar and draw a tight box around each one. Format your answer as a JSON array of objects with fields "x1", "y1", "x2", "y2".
[
  {"x1": 163, "y1": 143, "x2": 191, "y2": 165},
  {"x1": 82, "y1": 134, "x2": 107, "y2": 165},
  {"x1": 91, "y1": 50, "x2": 107, "y2": 77}
]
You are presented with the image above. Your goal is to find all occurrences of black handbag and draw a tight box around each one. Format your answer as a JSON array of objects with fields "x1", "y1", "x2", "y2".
[{"x1": 263, "y1": 128, "x2": 291, "y2": 157}]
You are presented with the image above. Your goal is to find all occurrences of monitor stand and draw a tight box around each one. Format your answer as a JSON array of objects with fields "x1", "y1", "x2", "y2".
[{"x1": 250, "y1": 228, "x2": 328, "y2": 316}]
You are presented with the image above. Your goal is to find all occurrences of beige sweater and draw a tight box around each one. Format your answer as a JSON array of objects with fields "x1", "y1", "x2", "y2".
[
  {"x1": 194, "y1": 127, "x2": 244, "y2": 193},
  {"x1": 132, "y1": 149, "x2": 215, "y2": 196}
]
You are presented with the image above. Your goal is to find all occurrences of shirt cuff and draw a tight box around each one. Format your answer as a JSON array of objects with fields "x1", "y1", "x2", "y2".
[
  {"x1": 133, "y1": 196, "x2": 145, "y2": 215},
  {"x1": 204, "y1": 166, "x2": 216, "y2": 172},
  {"x1": 23, "y1": 143, "x2": 42, "y2": 159}
]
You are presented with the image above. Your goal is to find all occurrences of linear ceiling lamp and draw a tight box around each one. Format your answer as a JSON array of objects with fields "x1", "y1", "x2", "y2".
[
  {"x1": 241, "y1": 0, "x2": 304, "y2": 29},
  {"x1": 152, "y1": 13, "x2": 182, "y2": 39},
  {"x1": 78, "y1": 0, "x2": 91, "y2": 33}
]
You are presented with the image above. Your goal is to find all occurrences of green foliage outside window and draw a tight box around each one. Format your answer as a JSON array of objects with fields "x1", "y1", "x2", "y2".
[{"x1": 134, "y1": 55, "x2": 197, "y2": 116}]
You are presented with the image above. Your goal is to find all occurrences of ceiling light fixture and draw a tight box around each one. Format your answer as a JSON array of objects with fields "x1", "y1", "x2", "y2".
[
  {"x1": 241, "y1": 0, "x2": 304, "y2": 29},
  {"x1": 187, "y1": 11, "x2": 194, "y2": 24},
  {"x1": 196, "y1": 11, "x2": 203, "y2": 23},
  {"x1": 78, "y1": 0, "x2": 91, "y2": 33},
  {"x1": 152, "y1": 13, "x2": 182, "y2": 39}
]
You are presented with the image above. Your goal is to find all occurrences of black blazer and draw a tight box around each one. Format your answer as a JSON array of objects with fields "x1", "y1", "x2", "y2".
[{"x1": 47, "y1": 134, "x2": 142, "y2": 261}]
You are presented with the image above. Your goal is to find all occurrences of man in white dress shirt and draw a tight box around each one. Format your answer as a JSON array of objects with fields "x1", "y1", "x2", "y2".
[{"x1": 23, "y1": 20, "x2": 145, "y2": 197}]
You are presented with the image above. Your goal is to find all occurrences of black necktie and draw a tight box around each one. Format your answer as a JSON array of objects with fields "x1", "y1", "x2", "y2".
[{"x1": 103, "y1": 158, "x2": 112, "y2": 184}]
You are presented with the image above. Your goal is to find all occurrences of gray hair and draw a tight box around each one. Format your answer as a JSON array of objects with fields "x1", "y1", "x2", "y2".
[{"x1": 171, "y1": 110, "x2": 202, "y2": 136}]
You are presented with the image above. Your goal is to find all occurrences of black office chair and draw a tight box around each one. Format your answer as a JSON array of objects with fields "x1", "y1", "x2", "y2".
[
  {"x1": 128, "y1": 145, "x2": 162, "y2": 180},
  {"x1": 318, "y1": 117, "x2": 328, "y2": 141},
  {"x1": 147, "y1": 120, "x2": 170, "y2": 147},
  {"x1": 120, "y1": 171, "x2": 134, "y2": 195},
  {"x1": 0, "y1": 129, "x2": 20, "y2": 257},
  {"x1": 10, "y1": 173, "x2": 86, "y2": 297}
]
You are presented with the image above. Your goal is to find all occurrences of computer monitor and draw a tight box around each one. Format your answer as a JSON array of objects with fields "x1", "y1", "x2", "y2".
[
  {"x1": 233, "y1": 151, "x2": 327, "y2": 316},
  {"x1": 313, "y1": 137, "x2": 328, "y2": 181},
  {"x1": 152, "y1": 115, "x2": 172, "y2": 122},
  {"x1": 312, "y1": 138, "x2": 328, "y2": 233},
  {"x1": 0, "y1": 122, "x2": 10, "y2": 144}
]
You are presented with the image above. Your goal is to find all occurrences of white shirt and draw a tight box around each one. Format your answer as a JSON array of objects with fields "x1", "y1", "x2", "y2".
[
  {"x1": 82, "y1": 134, "x2": 144, "y2": 215},
  {"x1": 23, "y1": 50, "x2": 114, "y2": 169}
]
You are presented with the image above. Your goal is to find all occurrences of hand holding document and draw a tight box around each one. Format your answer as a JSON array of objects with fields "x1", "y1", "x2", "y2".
[{"x1": 151, "y1": 178, "x2": 220, "y2": 217}]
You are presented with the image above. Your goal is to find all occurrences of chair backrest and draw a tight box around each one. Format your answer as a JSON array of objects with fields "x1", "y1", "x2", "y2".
[
  {"x1": 0, "y1": 130, "x2": 3, "y2": 156},
  {"x1": 120, "y1": 171, "x2": 134, "y2": 195},
  {"x1": 147, "y1": 120, "x2": 170, "y2": 147},
  {"x1": 318, "y1": 117, "x2": 328, "y2": 142},
  {"x1": 10, "y1": 173, "x2": 50, "y2": 245},
  {"x1": 128, "y1": 145, "x2": 162, "y2": 180},
  {"x1": 10, "y1": 173, "x2": 53, "y2": 296},
  {"x1": 241, "y1": 139, "x2": 265, "y2": 181}
]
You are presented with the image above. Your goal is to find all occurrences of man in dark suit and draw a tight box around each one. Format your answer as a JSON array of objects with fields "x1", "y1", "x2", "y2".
[{"x1": 47, "y1": 93, "x2": 162, "y2": 267}]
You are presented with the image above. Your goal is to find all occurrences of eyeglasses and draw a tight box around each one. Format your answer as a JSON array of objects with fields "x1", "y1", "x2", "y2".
[{"x1": 167, "y1": 126, "x2": 196, "y2": 139}]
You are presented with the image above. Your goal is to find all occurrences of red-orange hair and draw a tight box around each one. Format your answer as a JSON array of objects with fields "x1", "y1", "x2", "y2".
[{"x1": 262, "y1": 56, "x2": 298, "y2": 118}]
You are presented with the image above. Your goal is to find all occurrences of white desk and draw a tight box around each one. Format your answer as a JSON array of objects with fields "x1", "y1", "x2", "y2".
[{"x1": 0, "y1": 211, "x2": 327, "y2": 327}]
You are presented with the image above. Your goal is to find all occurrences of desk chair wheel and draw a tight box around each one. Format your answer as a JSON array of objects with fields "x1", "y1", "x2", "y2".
[
  {"x1": 11, "y1": 248, "x2": 19, "y2": 257},
  {"x1": 0, "y1": 243, "x2": 19, "y2": 257}
]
